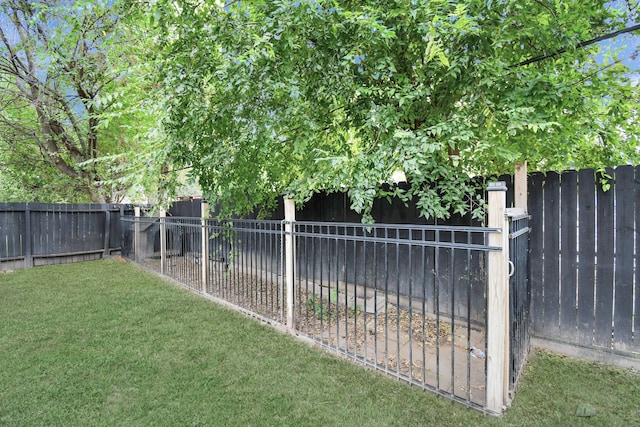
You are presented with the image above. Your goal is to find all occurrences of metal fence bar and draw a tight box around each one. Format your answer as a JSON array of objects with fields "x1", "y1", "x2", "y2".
[
  {"x1": 290, "y1": 230, "x2": 499, "y2": 251},
  {"x1": 160, "y1": 209, "x2": 166, "y2": 275},
  {"x1": 201, "y1": 202, "x2": 209, "y2": 293},
  {"x1": 508, "y1": 214, "x2": 531, "y2": 396},
  {"x1": 434, "y1": 229, "x2": 441, "y2": 391},
  {"x1": 288, "y1": 219, "x2": 499, "y2": 413},
  {"x1": 120, "y1": 211, "x2": 504, "y2": 415}
]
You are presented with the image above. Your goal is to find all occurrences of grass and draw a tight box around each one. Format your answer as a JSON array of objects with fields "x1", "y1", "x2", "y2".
[{"x1": 0, "y1": 260, "x2": 638, "y2": 426}]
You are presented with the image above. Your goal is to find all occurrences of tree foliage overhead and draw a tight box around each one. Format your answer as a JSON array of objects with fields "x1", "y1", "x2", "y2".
[
  {"x1": 0, "y1": 0, "x2": 151, "y2": 203},
  {"x1": 152, "y1": 0, "x2": 640, "y2": 220}
]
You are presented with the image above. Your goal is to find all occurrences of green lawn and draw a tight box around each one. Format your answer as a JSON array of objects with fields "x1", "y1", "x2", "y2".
[{"x1": 1, "y1": 259, "x2": 638, "y2": 426}]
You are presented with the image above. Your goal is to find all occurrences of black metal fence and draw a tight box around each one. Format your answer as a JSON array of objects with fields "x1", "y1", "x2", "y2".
[
  {"x1": 508, "y1": 214, "x2": 530, "y2": 395},
  {"x1": 292, "y1": 221, "x2": 498, "y2": 410},
  {"x1": 120, "y1": 213, "x2": 504, "y2": 413},
  {"x1": 0, "y1": 203, "x2": 131, "y2": 270},
  {"x1": 120, "y1": 215, "x2": 286, "y2": 325}
]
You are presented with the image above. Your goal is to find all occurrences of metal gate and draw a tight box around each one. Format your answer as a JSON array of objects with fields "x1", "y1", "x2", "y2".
[{"x1": 508, "y1": 213, "x2": 531, "y2": 395}]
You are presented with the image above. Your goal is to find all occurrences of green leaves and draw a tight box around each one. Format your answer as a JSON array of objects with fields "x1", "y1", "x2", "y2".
[{"x1": 148, "y1": 0, "x2": 639, "y2": 220}]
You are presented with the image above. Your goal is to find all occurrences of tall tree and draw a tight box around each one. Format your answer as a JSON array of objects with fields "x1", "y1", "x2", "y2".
[
  {"x1": 0, "y1": 0, "x2": 144, "y2": 203},
  {"x1": 152, "y1": 0, "x2": 640, "y2": 220}
]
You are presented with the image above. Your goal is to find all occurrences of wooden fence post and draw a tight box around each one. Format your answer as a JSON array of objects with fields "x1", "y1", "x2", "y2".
[
  {"x1": 134, "y1": 206, "x2": 141, "y2": 263},
  {"x1": 284, "y1": 199, "x2": 295, "y2": 331},
  {"x1": 201, "y1": 201, "x2": 210, "y2": 294},
  {"x1": 486, "y1": 181, "x2": 509, "y2": 414},
  {"x1": 514, "y1": 162, "x2": 528, "y2": 213},
  {"x1": 160, "y1": 208, "x2": 167, "y2": 275}
]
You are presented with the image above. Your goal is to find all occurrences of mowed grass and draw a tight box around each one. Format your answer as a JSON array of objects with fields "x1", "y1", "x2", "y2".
[{"x1": 0, "y1": 260, "x2": 638, "y2": 426}]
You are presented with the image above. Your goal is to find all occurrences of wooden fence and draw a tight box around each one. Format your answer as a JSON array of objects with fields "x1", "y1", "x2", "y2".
[
  {"x1": 0, "y1": 203, "x2": 133, "y2": 270},
  {"x1": 529, "y1": 165, "x2": 640, "y2": 357}
]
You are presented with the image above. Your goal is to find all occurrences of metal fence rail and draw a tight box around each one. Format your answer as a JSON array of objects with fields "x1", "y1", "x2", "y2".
[
  {"x1": 292, "y1": 221, "x2": 498, "y2": 410},
  {"x1": 206, "y1": 219, "x2": 284, "y2": 324},
  {"x1": 121, "y1": 214, "x2": 500, "y2": 411},
  {"x1": 120, "y1": 189, "x2": 514, "y2": 415},
  {"x1": 121, "y1": 216, "x2": 285, "y2": 325}
]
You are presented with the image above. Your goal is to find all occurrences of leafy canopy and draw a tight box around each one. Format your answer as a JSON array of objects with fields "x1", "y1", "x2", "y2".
[{"x1": 151, "y1": 0, "x2": 639, "y2": 220}]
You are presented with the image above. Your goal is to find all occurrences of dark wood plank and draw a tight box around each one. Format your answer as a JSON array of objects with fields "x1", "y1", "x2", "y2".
[
  {"x1": 48, "y1": 206, "x2": 56, "y2": 255},
  {"x1": 560, "y1": 170, "x2": 578, "y2": 339},
  {"x1": 594, "y1": 167, "x2": 615, "y2": 349},
  {"x1": 59, "y1": 207, "x2": 72, "y2": 254},
  {"x1": 613, "y1": 166, "x2": 634, "y2": 350},
  {"x1": 498, "y1": 174, "x2": 514, "y2": 208},
  {"x1": 576, "y1": 169, "x2": 596, "y2": 346},
  {"x1": 468, "y1": 201, "x2": 486, "y2": 323},
  {"x1": 109, "y1": 210, "x2": 121, "y2": 249},
  {"x1": 528, "y1": 172, "x2": 545, "y2": 335},
  {"x1": 436, "y1": 246, "x2": 452, "y2": 317},
  {"x1": 469, "y1": 250, "x2": 485, "y2": 324},
  {"x1": 76, "y1": 210, "x2": 84, "y2": 253},
  {"x1": 31, "y1": 210, "x2": 44, "y2": 256},
  {"x1": 0, "y1": 212, "x2": 7, "y2": 259},
  {"x1": 0, "y1": 210, "x2": 24, "y2": 259},
  {"x1": 424, "y1": 245, "x2": 437, "y2": 317},
  {"x1": 58, "y1": 208, "x2": 65, "y2": 254},
  {"x1": 24, "y1": 205, "x2": 32, "y2": 267},
  {"x1": 542, "y1": 171, "x2": 560, "y2": 336}
]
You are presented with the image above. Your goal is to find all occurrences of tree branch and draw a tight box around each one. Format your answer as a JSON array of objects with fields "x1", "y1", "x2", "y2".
[{"x1": 509, "y1": 23, "x2": 640, "y2": 68}]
